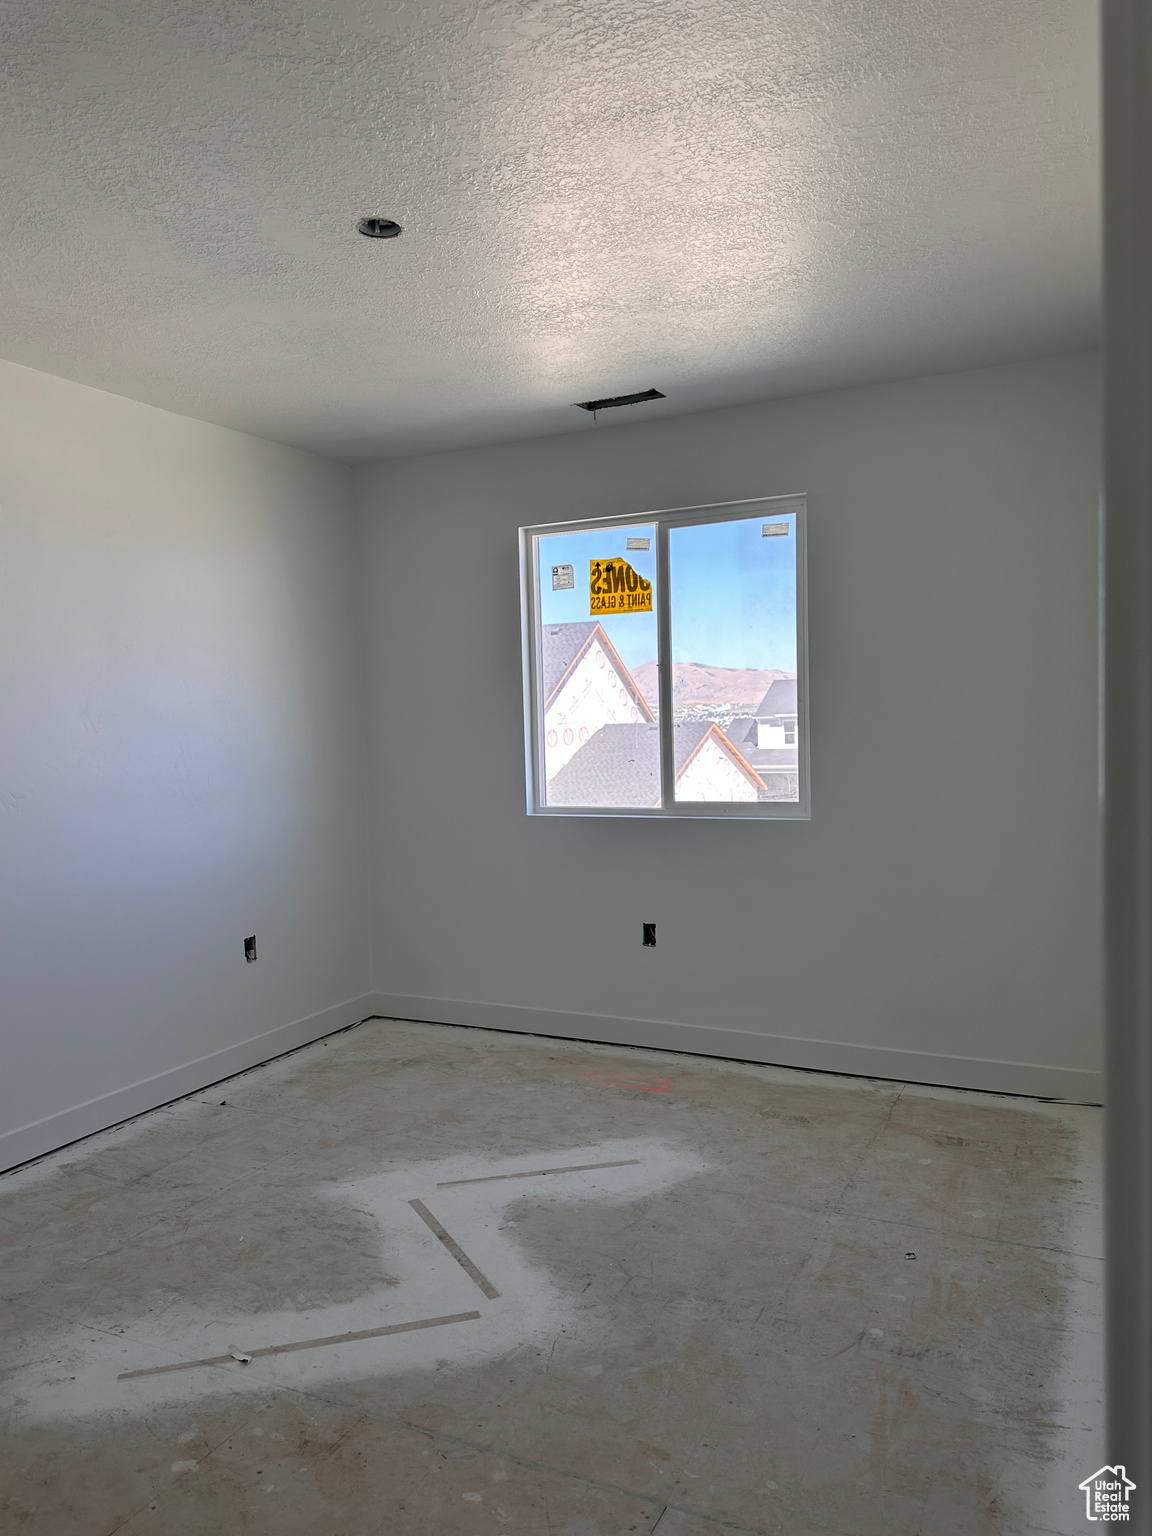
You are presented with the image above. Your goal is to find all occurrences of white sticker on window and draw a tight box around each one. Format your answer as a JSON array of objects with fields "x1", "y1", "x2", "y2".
[
  {"x1": 763, "y1": 523, "x2": 789, "y2": 537},
  {"x1": 626, "y1": 536, "x2": 651, "y2": 551},
  {"x1": 551, "y1": 565, "x2": 574, "y2": 590}
]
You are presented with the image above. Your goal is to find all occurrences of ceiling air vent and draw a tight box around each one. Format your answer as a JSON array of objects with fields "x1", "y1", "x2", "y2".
[{"x1": 574, "y1": 388, "x2": 666, "y2": 413}]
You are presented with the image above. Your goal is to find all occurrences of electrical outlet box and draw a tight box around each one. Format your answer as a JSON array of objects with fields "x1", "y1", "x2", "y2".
[
  {"x1": 642, "y1": 922, "x2": 657, "y2": 947},
  {"x1": 244, "y1": 935, "x2": 257, "y2": 963}
]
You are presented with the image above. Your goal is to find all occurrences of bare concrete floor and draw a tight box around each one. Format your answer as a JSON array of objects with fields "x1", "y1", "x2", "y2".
[{"x1": 0, "y1": 1020, "x2": 1102, "y2": 1535}]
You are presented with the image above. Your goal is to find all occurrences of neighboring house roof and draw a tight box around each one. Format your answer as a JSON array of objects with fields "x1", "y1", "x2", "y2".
[
  {"x1": 673, "y1": 721, "x2": 719, "y2": 775},
  {"x1": 753, "y1": 677, "x2": 798, "y2": 718},
  {"x1": 674, "y1": 722, "x2": 766, "y2": 788},
  {"x1": 729, "y1": 715, "x2": 799, "y2": 772},
  {"x1": 541, "y1": 621, "x2": 600, "y2": 702},
  {"x1": 540, "y1": 621, "x2": 656, "y2": 721},
  {"x1": 547, "y1": 721, "x2": 765, "y2": 807},
  {"x1": 547, "y1": 722, "x2": 660, "y2": 806}
]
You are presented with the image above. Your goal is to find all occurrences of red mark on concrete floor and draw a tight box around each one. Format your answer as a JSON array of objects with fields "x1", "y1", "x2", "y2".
[{"x1": 582, "y1": 1068, "x2": 674, "y2": 1093}]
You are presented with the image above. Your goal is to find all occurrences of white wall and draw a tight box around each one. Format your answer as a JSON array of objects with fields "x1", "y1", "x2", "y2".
[
  {"x1": 0, "y1": 360, "x2": 372, "y2": 1168},
  {"x1": 0, "y1": 350, "x2": 1103, "y2": 1163},
  {"x1": 356, "y1": 353, "x2": 1103, "y2": 1101}
]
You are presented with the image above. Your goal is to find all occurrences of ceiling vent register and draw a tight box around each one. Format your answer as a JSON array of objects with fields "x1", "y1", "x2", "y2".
[{"x1": 574, "y1": 389, "x2": 666, "y2": 413}]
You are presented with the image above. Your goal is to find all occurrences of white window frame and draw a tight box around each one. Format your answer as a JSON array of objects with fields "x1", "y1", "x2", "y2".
[{"x1": 520, "y1": 494, "x2": 810, "y2": 819}]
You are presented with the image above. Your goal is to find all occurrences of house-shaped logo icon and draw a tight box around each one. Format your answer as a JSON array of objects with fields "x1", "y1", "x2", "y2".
[{"x1": 1079, "y1": 1465, "x2": 1136, "y2": 1521}]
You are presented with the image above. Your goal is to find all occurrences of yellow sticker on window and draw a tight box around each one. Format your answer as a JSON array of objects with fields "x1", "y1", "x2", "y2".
[{"x1": 589, "y1": 558, "x2": 652, "y2": 614}]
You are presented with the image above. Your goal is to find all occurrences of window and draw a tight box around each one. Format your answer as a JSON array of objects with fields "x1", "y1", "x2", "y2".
[{"x1": 520, "y1": 496, "x2": 809, "y2": 818}]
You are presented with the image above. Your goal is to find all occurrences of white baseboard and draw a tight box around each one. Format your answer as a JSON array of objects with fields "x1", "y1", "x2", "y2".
[
  {"x1": 367, "y1": 992, "x2": 1104, "y2": 1105},
  {"x1": 0, "y1": 993, "x2": 377, "y2": 1173},
  {"x1": 1, "y1": 989, "x2": 1100, "y2": 1175}
]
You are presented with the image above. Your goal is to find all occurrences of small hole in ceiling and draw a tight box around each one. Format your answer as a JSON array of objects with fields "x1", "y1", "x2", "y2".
[{"x1": 357, "y1": 218, "x2": 402, "y2": 239}]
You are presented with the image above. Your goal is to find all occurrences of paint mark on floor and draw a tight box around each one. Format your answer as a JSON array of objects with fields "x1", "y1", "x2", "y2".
[
  {"x1": 408, "y1": 1199, "x2": 502, "y2": 1299},
  {"x1": 118, "y1": 1309, "x2": 481, "y2": 1380},
  {"x1": 583, "y1": 1069, "x2": 674, "y2": 1093},
  {"x1": 8, "y1": 1138, "x2": 706, "y2": 1418},
  {"x1": 933, "y1": 1134, "x2": 1003, "y2": 1152},
  {"x1": 436, "y1": 1158, "x2": 642, "y2": 1187}
]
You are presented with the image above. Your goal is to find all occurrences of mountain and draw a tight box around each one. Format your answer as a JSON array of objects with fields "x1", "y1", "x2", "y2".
[{"x1": 629, "y1": 662, "x2": 794, "y2": 711}]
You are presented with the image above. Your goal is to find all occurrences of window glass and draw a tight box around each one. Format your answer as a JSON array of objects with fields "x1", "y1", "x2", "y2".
[
  {"x1": 667, "y1": 511, "x2": 800, "y2": 803},
  {"x1": 535, "y1": 525, "x2": 660, "y2": 807},
  {"x1": 522, "y1": 497, "x2": 807, "y2": 818}
]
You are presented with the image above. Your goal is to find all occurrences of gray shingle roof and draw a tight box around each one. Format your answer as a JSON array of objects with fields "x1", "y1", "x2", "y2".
[
  {"x1": 672, "y1": 720, "x2": 721, "y2": 775},
  {"x1": 674, "y1": 722, "x2": 768, "y2": 792},
  {"x1": 540, "y1": 620, "x2": 655, "y2": 721},
  {"x1": 540, "y1": 621, "x2": 602, "y2": 705},
  {"x1": 753, "y1": 677, "x2": 798, "y2": 719},
  {"x1": 546, "y1": 722, "x2": 660, "y2": 806},
  {"x1": 546, "y1": 722, "x2": 764, "y2": 807}
]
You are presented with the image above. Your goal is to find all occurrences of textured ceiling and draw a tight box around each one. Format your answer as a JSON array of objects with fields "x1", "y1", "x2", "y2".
[{"x1": 0, "y1": 1, "x2": 1099, "y2": 463}]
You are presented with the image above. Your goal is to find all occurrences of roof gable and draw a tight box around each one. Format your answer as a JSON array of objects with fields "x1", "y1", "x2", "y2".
[
  {"x1": 674, "y1": 723, "x2": 767, "y2": 789},
  {"x1": 541, "y1": 621, "x2": 601, "y2": 704},
  {"x1": 541, "y1": 621, "x2": 656, "y2": 721},
  {"x1": 546, "y1": 721, "x2": 765, "y2": 807}
]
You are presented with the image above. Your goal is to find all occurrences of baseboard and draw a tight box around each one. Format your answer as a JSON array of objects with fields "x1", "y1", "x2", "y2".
[
  {"x1": 2, "y1": 989, "x2": 1100, "y2": 1175},
  {"x1": 0, "y1": 993, "x2": 377, "y2": 1173},
  {"x1": 366, "y1": 992, "x2": 1104, "y2": 1105}
]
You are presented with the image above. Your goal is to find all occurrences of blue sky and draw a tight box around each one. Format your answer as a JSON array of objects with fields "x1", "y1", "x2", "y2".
[
  {"x1": 536, "y1": 512, "x2": 797, "y2": 672},
  {"x1": 537, "y1": 524, "x2": 658, "y2": 670},
  {"x1": 669, "y1": 512, "x2": 797, "y2": 670}
]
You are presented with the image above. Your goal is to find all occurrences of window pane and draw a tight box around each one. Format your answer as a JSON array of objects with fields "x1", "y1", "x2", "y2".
[
  {"x1": 535, "y1": 526, "x2": 660, "y2": 807},
  {"x1": 667, "y1": 512, "x2": 800, "y2": 803}
]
